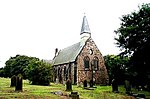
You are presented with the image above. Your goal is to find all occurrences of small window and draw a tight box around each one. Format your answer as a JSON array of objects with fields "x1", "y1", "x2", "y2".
[
  {"x1": 84, "y1": 56, "x2": 90, "y2": 68},
  {"x1": 93, "y1": 57, "x2": 99, "y2": 70}
]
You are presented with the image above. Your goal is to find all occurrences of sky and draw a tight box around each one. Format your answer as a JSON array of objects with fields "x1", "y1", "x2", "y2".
[{"x1": 0, "y1": 0, "x2": 149, "y2": 67}]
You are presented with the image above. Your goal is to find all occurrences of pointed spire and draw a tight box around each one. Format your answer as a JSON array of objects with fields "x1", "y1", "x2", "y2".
[{"x1": 80, "y1": 15, "x2": 91, "y2": 35}]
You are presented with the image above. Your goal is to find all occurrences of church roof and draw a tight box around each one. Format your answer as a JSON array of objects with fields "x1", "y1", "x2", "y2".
[
  {"x1": 53, "y1": 15, "x2": 90, "y2": 65},
  {"x1": 53, "y1": 41, "x2": 86, "y2": 65},
  {"x1": 80, "y1": 16, "x2": 91, "y2": 34}
]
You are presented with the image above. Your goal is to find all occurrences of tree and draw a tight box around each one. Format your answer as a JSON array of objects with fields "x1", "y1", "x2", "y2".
[
  {"x1": 0, "y1": 67, "x2": 4, "y2": 77},
  {"x1": 3, "y1": 54, "x2": 53, "y2": 86},
  {"x1": 104, "y1": 55, "x2": 129, "y2": 85},
  {"x1": 28, "y1": 60, "x2": 52, "y2": 86},
  {"x1": 115, "y1": 3, "x2": 150, "y2": 88},
  {"x1": 3, "y1": 55, "x2": 39, "y2": 78}
]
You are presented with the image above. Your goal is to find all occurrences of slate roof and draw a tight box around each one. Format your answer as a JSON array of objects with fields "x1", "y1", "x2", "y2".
[{"x1": 53, "y1": 41, "x2": 86, "y2": 65}]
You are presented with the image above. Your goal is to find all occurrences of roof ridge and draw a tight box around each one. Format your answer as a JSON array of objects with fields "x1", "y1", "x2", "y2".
[{"x1": 61, "y1": 42, "x2": 80, "y2": 51}]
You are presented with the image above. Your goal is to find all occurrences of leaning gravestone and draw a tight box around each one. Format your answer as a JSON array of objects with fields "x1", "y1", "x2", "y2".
[
  {"x1": 112, "y1": 79, "x2": 118, "y2": 92},
  {"x1": 10, "y1": 75, "x2": 16, "y2": 87},
  {"x1": 124, "y1": 80, "x2": 131, "y2": 94},
  {"x1": 66, "y1": 79, "x2": 72, "y2": 91},
  {"x1": 15, "y1": 74, "x2": 23, "y2": 92}
]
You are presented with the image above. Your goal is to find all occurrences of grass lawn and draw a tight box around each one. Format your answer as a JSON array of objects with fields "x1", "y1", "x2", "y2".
[{"x1": 0, "y1": 77, "x2": 150, "y2": 99}]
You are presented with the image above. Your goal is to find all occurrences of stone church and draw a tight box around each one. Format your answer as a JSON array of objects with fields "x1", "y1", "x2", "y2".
[{"x1": 52, "y1": 16, "x2": 108, "y2": 86}]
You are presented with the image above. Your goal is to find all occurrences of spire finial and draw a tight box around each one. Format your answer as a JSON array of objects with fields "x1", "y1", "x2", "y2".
[
  {"x1": 80, "y1": 15, "x2": 91, "y2": 35},
  {"x1": 84, "y1": 12, "x2": 86, "y2": 16}
]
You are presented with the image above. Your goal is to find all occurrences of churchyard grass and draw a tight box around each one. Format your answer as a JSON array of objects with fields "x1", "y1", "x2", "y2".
[{"x1": 0, "y1": 77, "x2": 150, "y2": 99}]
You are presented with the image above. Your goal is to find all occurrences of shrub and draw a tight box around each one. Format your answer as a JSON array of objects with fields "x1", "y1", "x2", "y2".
[{"x1": 28, "y1": 60, "x2": 52, "y2": 86}]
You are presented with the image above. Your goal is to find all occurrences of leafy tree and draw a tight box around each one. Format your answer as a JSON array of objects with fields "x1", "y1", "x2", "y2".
[
  {"x1": 28, "y1": 60, "x2": 52, "y2": 86},
  {"x1": 3, "y1": 54, "x2": 53, "y2": 86},
  {"x1": 0, "y1": 67, "x2": 4, "y2": 77},
  {"x1": 3, "y1": 55, "x2": 39, "y2": 78},
  {"x1": 104, "y1": 55, "x2": 129, "y2": 85},
  {"x1": 115, "y1": 3, "x2": 150, "y2": 88}
]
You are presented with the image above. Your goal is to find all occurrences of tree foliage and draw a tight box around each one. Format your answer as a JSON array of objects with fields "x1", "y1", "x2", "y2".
[
  {"x1": 104, "y1": 55, "x2": 129, "y2": 85},
  {"x1": 3, "y1": 55, "x2": 39, "y2": 78},
  {"x1": 2, "y1": 54, "x2": 52, "y2": 86},
  {"x1": 115, "y1": 4, "x2": 150, "y2": 55},
  {"x1": 27, "y1": 60, "x2": 52, "y2": 86},
  {"x1": 115, "y1": 3, "x2": 150, "y2": 88},
  {"x1": 0, "y1": 67, "x2": 4, "y2": 77}
]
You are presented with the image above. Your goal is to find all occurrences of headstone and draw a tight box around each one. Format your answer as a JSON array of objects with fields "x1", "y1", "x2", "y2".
[
  {"x1": 66, "y1": 79, "x2": 72, "y2": 91},
  {"x1": 15, "y1": 74, "x2": 23, "y2": 92},
  {"x1": 10, "y1": 75, "x2": 16, "y2": 87},
  {"x1": 83, "y1": 80, "x2": 87, "y2": 88},
  {"x1": 131, "y1": 93, "x2": 145, "y2": 99},
  {"x1": 56, "y1": 78, "x2": 59, "y2": 84},
  {"x1": 112, "y1": 79, "x2": 118, "y2": 92},
  {"x1": 137, "y1": 93, "x2": 145, "y2": 98},
  {"x1": 55, "y1": 90, "x2": 63, "y2": 96},
  {"x1": 124, "y1": 80, "x2": 131, "y2": 94},
  {"x1": 90, "y1": 80, "x2": 93, "y2": 87},
  {"x1": 69, "y1": 91, "x2": 79, "y2": 99}
]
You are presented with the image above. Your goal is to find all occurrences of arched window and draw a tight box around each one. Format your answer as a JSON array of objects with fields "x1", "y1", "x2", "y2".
[
  {"x1": 84, "y1": 56, "x2": 90, "y2": 68},
  {"x1": 93, "y1": 57, "x2": 99, "y2": 70}
]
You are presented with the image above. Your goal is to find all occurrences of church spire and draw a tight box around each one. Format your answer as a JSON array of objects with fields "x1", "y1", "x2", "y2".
[
  {"x1": 80, "y1": 15, "x2": 91, "y2": 42},
  {"x1": 80, "y1": 15, "x2": 91, "y2": 35}
]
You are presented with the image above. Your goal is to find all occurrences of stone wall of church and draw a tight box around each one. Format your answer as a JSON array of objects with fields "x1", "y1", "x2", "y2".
[
  {"x1": 77, "y1": 38, "x2": 108, "y2": 86},
  {"x1": 53, "y1": 62, "x2": 76, "y2": 84}
]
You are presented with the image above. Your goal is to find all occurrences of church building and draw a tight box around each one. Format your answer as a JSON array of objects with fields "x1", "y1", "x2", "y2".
[{"x1": 52, "y1": 16, "x2": 108, "y2": 86}]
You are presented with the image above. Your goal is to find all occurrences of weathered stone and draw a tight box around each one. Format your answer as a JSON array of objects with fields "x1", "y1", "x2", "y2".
[
  {"x1": 89, "y1": 80, "x2": 93, "y2": 87},
  {"x1": 124, "y1": 80, "x2": 131, "y2": 94},
  {"x1": 10, "y1": 75, "x2": 16, "y2": 87},
  {"x1": 66, "y1": 79, "x2": 72, "y2": 91},
  {"x1": 69, "y1": 91, "x2": 79, "y2": 99},
  {"x1": 112, "y1": 79, "x2": 118, "y2": 92},
  {"x1": 15, "y1": 74, "x2": 23, "y2": 92},
  {"x1": 54, "y1": 91, "x2": 63, "y2": 96},
  {"x1": 77, "y1": 38, "x2": 108, "y2": 85},
  {"x1": 56, "y1": 78, "x2": 59, "y2": 84},
  {"x1": 83, "y1": 80, "x2": 87, "y2": 88}
]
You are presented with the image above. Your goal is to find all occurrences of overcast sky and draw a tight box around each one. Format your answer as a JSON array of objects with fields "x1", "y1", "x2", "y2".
[{"x1": 0, "y1": 0, "x2": 149, "y2": 67}]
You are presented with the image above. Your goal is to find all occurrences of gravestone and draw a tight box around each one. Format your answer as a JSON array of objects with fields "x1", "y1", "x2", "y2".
[
  {"x1": 83, "y1": 80, "x2": 87, "y2": 88},
  {"x1": 56, "y1": 78, "x2": 59, "y2": 84},
  {"x1": 69, "y1": 91, "x2": 79, "y2": 99},
  {"x1": 90, "y1": 80, "x2": 93, "y2": 87},
  {"x1": 15, "y1": 74, "x2": 23, "y2": 92},
  {"x1": 112, "y1": 79, "x2": 118, "y2": 92},
  {"x1": 54, "y1": 90, "x2": 63, "y2": 96},
  {"x1": 124, "y1": 80, "x2": 131, "y2": 94},
  {"x1": 10, "y1": 75, "x2": 16, "y2": 87},
  {"x1": 66, "y1": 79, "x2": 72, "y2": 91}
]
